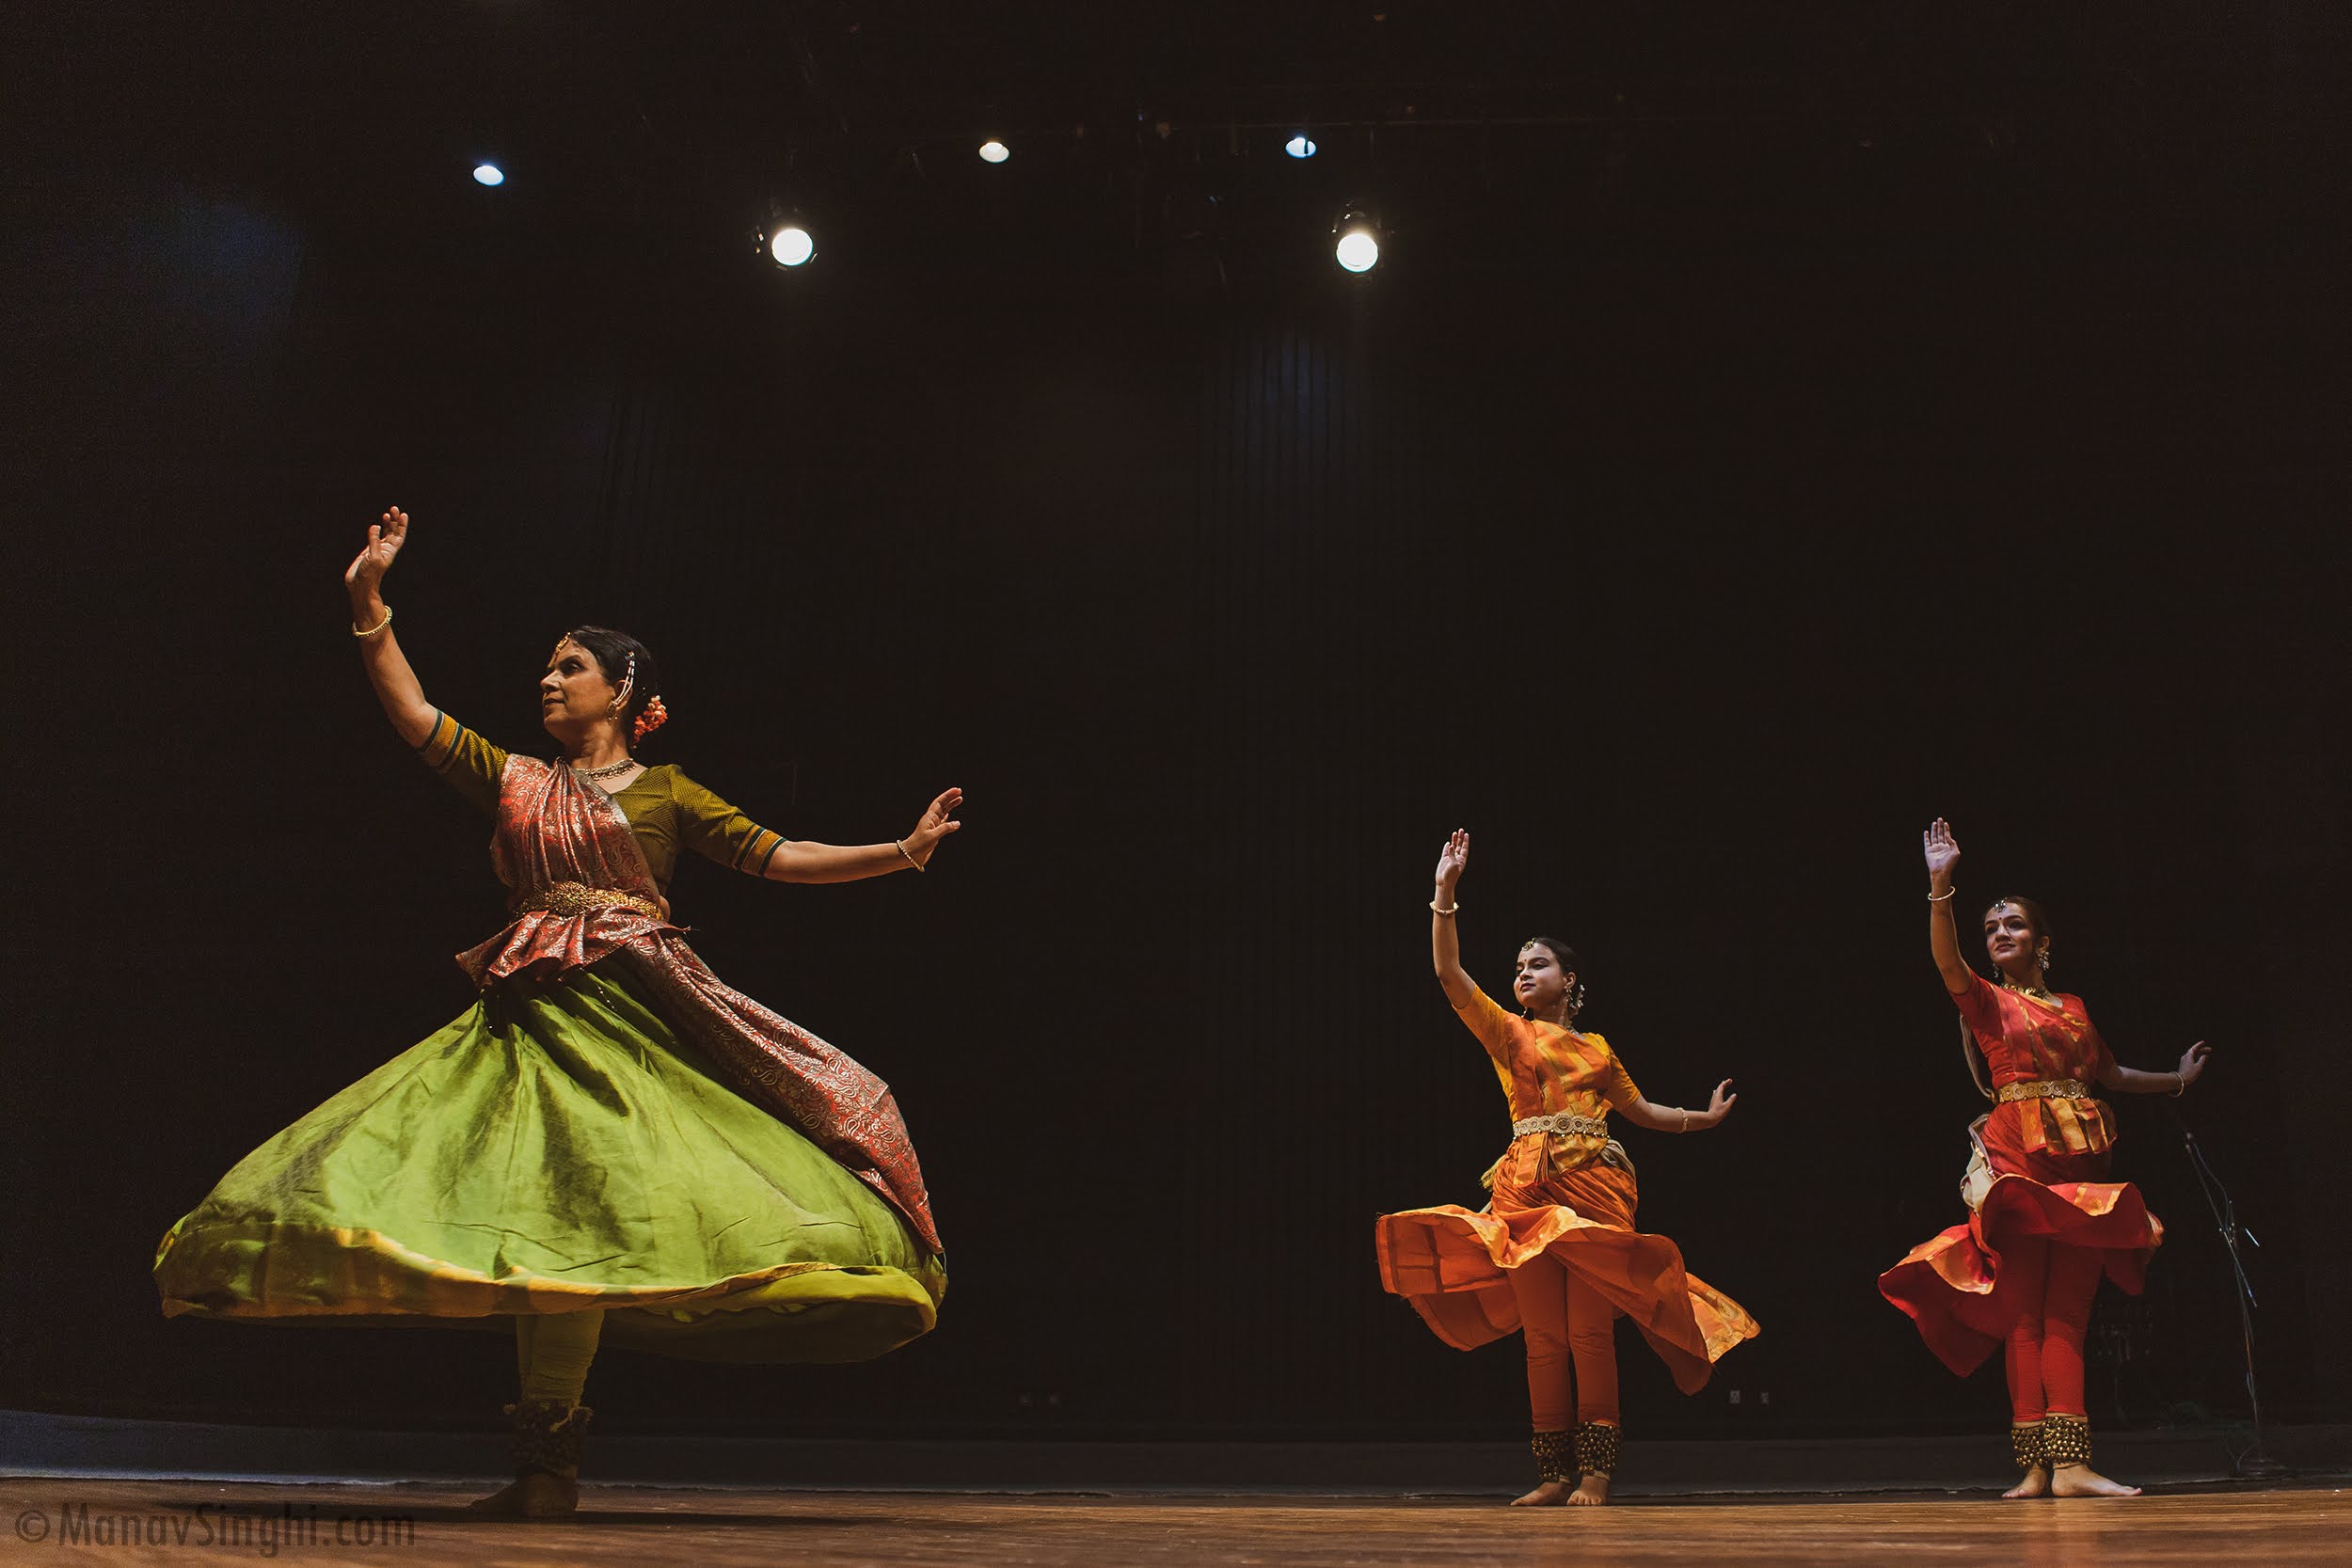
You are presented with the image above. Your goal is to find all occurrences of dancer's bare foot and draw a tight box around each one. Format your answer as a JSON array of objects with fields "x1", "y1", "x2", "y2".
[
  {"x1": 1566, "y1": 1473, "x2": 1612, "y2": 1506},
  {"x1": 1509, "y1": 1480, "x2": 1573, "y2": 1507},
  {"x1": 466, "y1": 1473, "x2": 579, "y2": 1518},
  {"x1": 2003, "y1": 1465, "x2": 2051, "y2": 1499},
  {"x1": 2050, "y1": 1463, "x2": 2140, "y2": 1497}
]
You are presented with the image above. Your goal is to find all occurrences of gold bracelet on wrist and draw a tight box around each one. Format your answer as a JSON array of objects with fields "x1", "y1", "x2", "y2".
[
  {"x1": 1429, "y1": 898, "x2": 1458, "y2": 916},
  {"x1": 352, "y1": 606, "x2": 392, "y2": 638},
  {"x1": 895, "y1": 839, "x2": 923, "y2": 872},
  {"x1": 1926, "y1": 886, "x2": 1956, "y2": 902}
]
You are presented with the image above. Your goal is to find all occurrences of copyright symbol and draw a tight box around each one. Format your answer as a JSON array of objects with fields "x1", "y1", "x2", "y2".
[{"x1": 14, "y1": 1509, "x2": 48, "y2": 1542}]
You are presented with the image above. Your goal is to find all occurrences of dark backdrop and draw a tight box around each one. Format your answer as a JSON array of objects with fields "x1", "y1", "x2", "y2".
[{"x1": 5, "y1": 4, "x2": 2347, "y2": 1444}]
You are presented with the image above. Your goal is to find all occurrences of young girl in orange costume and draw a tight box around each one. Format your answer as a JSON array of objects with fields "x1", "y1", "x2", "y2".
[{"x1": 1376, "y1": 831, "x2": 1759, "y2": 1505}]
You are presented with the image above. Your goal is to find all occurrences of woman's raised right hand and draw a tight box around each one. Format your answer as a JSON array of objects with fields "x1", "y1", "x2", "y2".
[
  {"x1": 345, "y1": 506, "x2": 409, "y2": 596},
  {"x1": 1434, "y1": 828, "x2": 1470, "y2": 890},
  {"x1": 1922, "y1": 816, "x2": 1962, "y2": 886}
]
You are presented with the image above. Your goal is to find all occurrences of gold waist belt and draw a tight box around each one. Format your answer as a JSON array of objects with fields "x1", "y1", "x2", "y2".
[
  {"x1": 515, "y1": 881, "x2": 664, "y2": 920},
  {"x1": 1998, "y1": 1078, "x2": 2091, "y2": 1105},
  {"x1": 1513, "y1": 1112, "x2": 1610, "y2": 1139}
]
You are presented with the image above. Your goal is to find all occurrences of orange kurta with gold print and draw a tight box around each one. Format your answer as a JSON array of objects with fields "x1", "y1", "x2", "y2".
[
  {"x1": 1451, "y1": 983, "x2": 1641, "y2": 1196},
  {"x1": 1954, "y1": 972, "x2": 2119, "y2": 1174}
]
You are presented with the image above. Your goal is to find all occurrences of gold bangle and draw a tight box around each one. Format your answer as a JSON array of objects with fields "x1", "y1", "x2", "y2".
[
  {"x1": 1429, "y1": 899, "x2": 1458, "y2": 916},
  {"x1": 1680, "y1": 1108, "x2": 1690, "y2": 1132},
  {"x1": 2169, "y1": 1073, "x2": 2186, "y2": 1098},
  {"x1": 352, "y1": 606, "x2": 392, "y2": 638},
  {"x1": 895, "y1": 838, "x2": 923, "y2": 872},
  {"x1": 1927, "y1": 886, "x2": 1956, "y2": 902}
]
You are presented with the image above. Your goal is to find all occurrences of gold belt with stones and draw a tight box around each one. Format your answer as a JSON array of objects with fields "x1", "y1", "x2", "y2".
[
  {"x1": 1512, "y1": 1111, "x2": 1611, "y2": 1139},
  {"x1": 514, "y1": 881, "x2": 664, "y2": 920},
  {"x1": 1997, "y1": 1078, "x2": 2091, "y2": 1105}
]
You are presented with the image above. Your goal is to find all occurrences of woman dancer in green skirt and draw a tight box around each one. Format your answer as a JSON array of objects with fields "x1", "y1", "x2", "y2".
[{"x1": 155, "y1": 506, "x2": 961, "y2": 1516}]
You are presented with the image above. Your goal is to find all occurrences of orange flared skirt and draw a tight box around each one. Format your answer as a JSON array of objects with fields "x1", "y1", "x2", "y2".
[
  {"x1": 1879, "y1": 1132, "x2": 2163, "y2": 1378},
  {"x1": 1375, "y1": 1143, "x2": 1758, "y2": 1393}
]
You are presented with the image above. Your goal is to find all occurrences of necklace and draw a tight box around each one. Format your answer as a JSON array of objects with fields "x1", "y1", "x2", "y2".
[{"x1": 570, "y1": 756, "x2": 640, "y2": 781}]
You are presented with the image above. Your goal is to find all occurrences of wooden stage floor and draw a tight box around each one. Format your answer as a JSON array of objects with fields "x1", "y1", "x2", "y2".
[{"x1": 3, "y1": 1480, "x2": 2346, "y2": 1567}]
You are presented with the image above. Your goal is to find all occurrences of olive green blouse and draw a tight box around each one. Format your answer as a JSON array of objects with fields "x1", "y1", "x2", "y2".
[{"x1": 413, "y1": 710, "x2": 786, "y2": 891}]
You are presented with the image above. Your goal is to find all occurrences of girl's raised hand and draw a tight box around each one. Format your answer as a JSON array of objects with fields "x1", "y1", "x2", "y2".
[
  {"x1": 1922, "y1": 817, "x2": 1962, "y2": 885},
  {"x1": 1434, "y1": 828, "x2": 1470, "y2": 891}
]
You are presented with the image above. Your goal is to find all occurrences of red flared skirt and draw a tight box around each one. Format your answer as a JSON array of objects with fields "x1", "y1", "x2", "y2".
[
  {"x1": 1375, "y1": 1148, "x2": 1758, "y2": 1393},
  {"x1": 1879, "y1": 1132, "x2": 2163, "y2": 1378}
]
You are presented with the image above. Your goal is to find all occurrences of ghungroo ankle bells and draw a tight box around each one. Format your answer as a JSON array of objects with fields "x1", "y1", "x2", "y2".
[
  {"x1": 505, "y1": 1397, "x2": 595, "y2": 1480},
  {"x1": 2042, "y1": 1414, "x2": 2092, "y2": 1468},
  {"x1": 2010, "y1": 1420, "x2": 2046, "y2": 1471},
  {"x1": 1573, "y1": 1421, "x2": 1622, "y2": 1479},
  {"x1": 1531, "y1": 1429, "x2": 1575, "y2": 1483}
]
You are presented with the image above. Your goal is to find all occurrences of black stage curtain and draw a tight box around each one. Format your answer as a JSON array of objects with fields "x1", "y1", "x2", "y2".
[{"x1": 6, "y1": 156, "x2": 2346, "y2": 1440}]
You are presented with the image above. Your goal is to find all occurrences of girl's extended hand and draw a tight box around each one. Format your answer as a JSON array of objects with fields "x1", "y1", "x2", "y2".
[
  {"x1": 1923, "y1": 817, "x2": 1962, "y2": 887},
  {"x1": 903, "y1": 787, "x2": 964, "y2": 868},
  {"x1": 1707, "y1": 1079, "x2": 1738, "y2": 1126},
  {"x1": 2177, "y1": 1040, "x2": 2213, "y2": 1088},
  {"x1": 1435, "y1": 828, "x2": 1470, "y2": 892},
  {"x1": 345, "y1": 506, "x2": 409, "y2": 595}
]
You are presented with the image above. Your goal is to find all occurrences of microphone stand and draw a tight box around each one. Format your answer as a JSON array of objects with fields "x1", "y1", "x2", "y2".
[{"x1": 2180, "y1": 1127, "x2": 2289, "y2": 1479}]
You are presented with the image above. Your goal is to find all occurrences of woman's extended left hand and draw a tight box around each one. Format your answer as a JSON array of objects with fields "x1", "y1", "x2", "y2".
[
  {"x1": 903, "y1": 787, "x2": 964, "y2": 868},
  {"x1": 1707, "y1": 1079, "x2": 1738, "y2": 1126},
  {"x1": 2177, "y1": 1040, "x2": 2212, "y2": 1088}
]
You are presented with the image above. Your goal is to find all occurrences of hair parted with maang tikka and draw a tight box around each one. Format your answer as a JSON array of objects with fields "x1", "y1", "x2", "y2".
[{"x1": 1519, "y1": 937, "x2": 1587, "y2": 1022}]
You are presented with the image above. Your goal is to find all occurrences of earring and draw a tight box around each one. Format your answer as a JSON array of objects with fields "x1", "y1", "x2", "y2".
[
  {"x1": 609, "y1": 653, "x2": 636, "y2": 719},
  {"x1": 2037, "y1": 948, "x2": 2052, "y2": 974}
]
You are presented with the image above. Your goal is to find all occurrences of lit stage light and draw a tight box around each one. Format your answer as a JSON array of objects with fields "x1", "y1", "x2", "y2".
[
  {"x1": 978, "y1": 139, "x2": 1010, "y2": 164},
  {"x1": 1333, "y1": 209, "x2": 1381, "y2": 273},
  {"x1": 769, "y1": 226, "x2": 815, "y2": 267},
  {"x1": 472, "y1": 163, "x2": 505, "y2": 187},
  {"x1": 1284, "y1": 134, "x2": 1317, "y2": 159}
]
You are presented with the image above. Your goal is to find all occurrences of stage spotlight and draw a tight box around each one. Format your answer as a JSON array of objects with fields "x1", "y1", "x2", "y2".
[
  {"x1": 768, "y1": 225, "x2": 815, "y2": 267},
  {"x1": 472, "y1": 162, "x2": 505, "y2": 187},
  {"x1": 978, "y1": 138, "x2": 1009, "y2": 164},
  {"x1": 1332, "y1": 208, "x2": 1381, "y2": 273},
  {"x1": 1284, "y1": 134, "x2": 1317, "y2": 159}
]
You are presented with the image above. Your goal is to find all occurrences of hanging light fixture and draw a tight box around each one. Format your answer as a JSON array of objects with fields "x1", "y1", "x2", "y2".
[
  {"x1": 757, "y1": 205, "x2": 818, "y2": 270},
  {"x1": 1332, "y1": 206, "x2": 1381, "y2": 273}
]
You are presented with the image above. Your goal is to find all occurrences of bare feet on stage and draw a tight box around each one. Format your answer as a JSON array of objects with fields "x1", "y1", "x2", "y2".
[
  {"x1": 1508, "y1": 1476, "x2": 1611, "y2": 1507},
  {"x1": 466, "y1": 1474, "x2": 580, "y2": 1518},
  {"x1": 2050, "y1": 1464, "x2": 2142, "y2": 1498},
  {"x1": 2003, "y1": 1465, "x2": 2050, "y2": 1499}
]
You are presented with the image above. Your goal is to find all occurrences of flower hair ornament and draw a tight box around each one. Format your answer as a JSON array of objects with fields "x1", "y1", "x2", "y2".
[{"x1": 632, "y1": 695, "x2": 670, "y2": 744}]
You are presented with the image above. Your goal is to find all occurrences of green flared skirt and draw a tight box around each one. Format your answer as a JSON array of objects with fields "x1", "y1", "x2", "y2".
[{"x1": 153, "y1": 958, "x2": 946, "y2": 1364}]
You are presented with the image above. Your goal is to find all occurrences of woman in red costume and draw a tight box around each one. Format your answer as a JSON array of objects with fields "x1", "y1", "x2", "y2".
[
  {"x1": 1376, "y1": 831, "x2": 1760, "y2": 1506},
  {"x1": 1880, "y1": 818, "x2": 2210, "y2": 1497}
]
